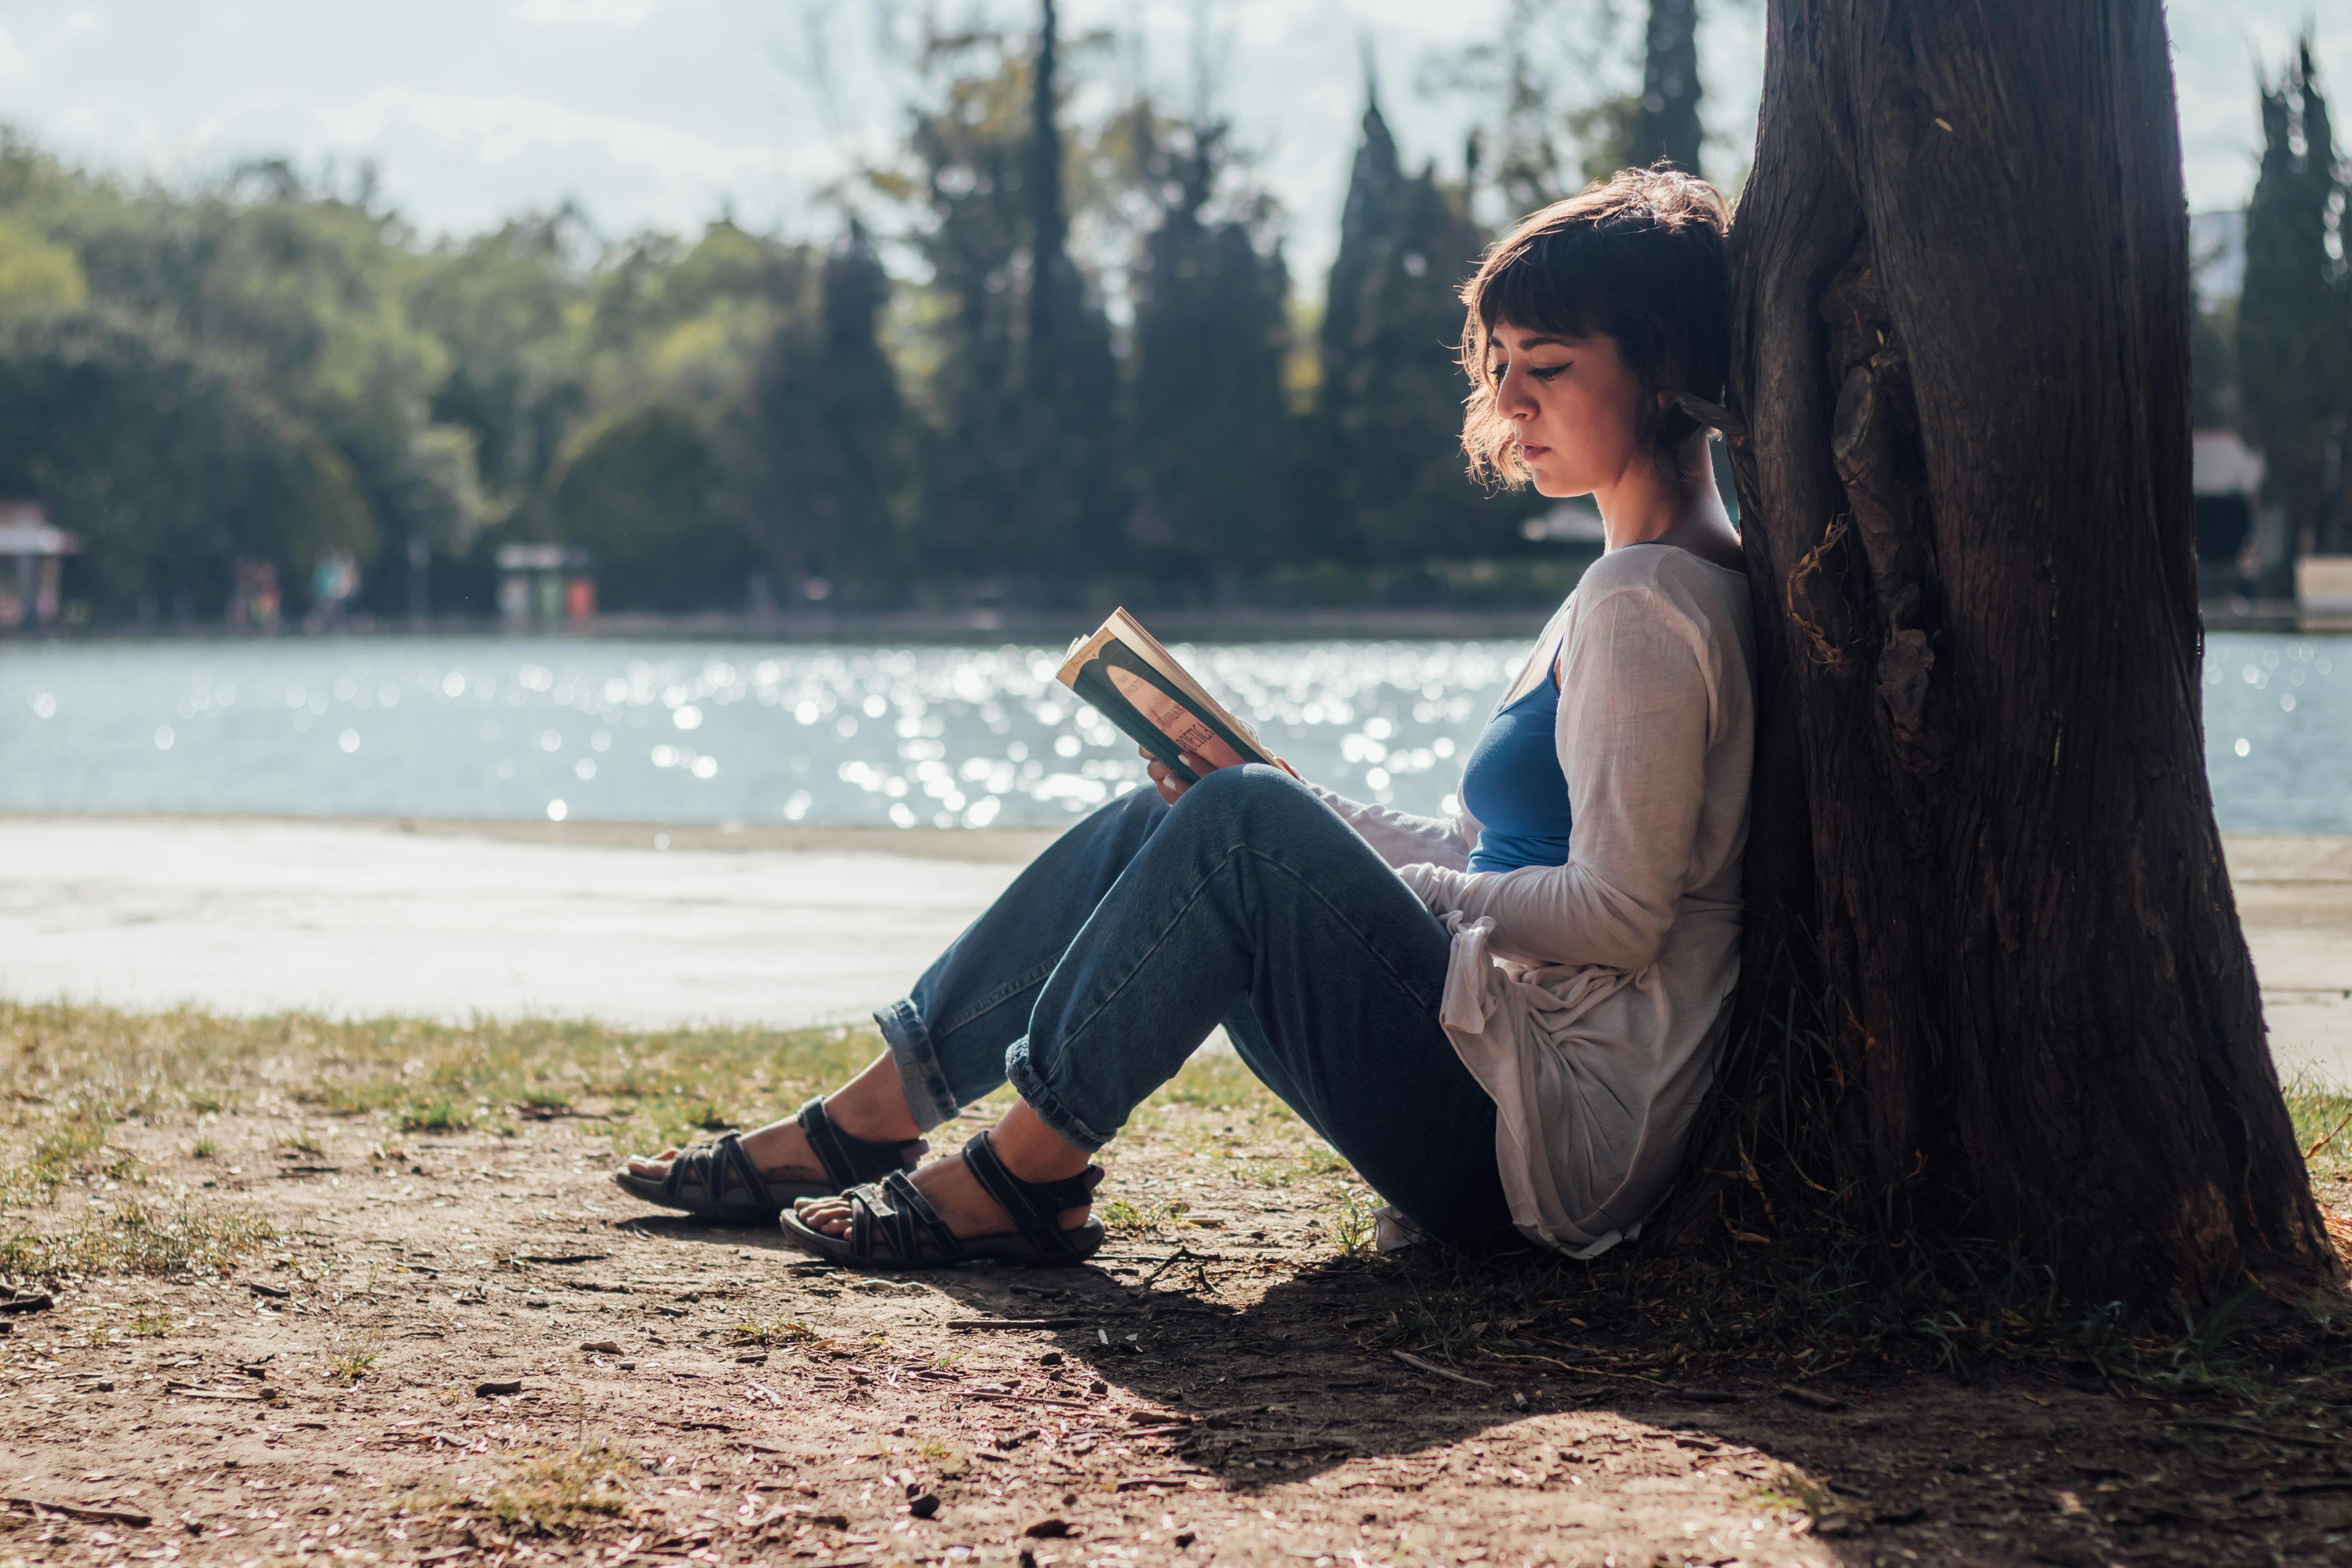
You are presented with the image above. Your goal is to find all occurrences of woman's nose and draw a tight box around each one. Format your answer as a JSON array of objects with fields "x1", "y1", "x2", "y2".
[{"x1": 1497, "y1": 366, "x2": 1536, "y2": 419}]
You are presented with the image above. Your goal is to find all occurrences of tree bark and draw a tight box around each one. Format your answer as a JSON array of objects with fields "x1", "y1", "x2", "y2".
[{"x1": 1716, "y1": 0, "x2": 2338, "y2": 1309}]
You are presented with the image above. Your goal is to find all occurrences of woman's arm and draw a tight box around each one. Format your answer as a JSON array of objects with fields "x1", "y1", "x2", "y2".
[
  {"x1": 1304, "y1": 784, "x2": 1479, "y2": 874},
  {"x1": 1141, "y1": 747, "x2": 1478, "y2": 873},
  {"x1": 1399, "y1": 585, "x2": 1712, "y2": 971}
]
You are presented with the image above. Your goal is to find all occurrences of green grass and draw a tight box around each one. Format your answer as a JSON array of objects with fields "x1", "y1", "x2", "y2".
[
  {"x1": 473, "y1": 1445, "x2": 636, "y2": 1535},
  {"x1": 0, "y1": 1193, "x2": 274, "y2": 1279}
]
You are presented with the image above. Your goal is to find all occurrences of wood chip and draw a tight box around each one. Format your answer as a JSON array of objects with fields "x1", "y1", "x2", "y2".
[
  {"x1": 514, "y1": 1253, "x2": 609, "y2": 1265},
  {"x1": 7, "y1": 1496, "x2": 151, "y2": 1526},
  {"x1": 475, "y1": 1379, "x2": 523, "y2": 1397},
  {"x1": 1023, "y1": 1517, "x2": 1074, "y2": 1538},
  {"x1": 165, "y1": 1383, "x2": 263, "y2": 1402},
  {"x1": 0, "y1": 1293, "x2": 54, "y2": 1316},
  {"x1": 1778, "y1": 1384, "x2": 1846, "y2": 1412},
  {"x1": 947, "y1": 1318, "x2": 1081, "y2": 1331},
  {"x1": 245, "y1": 1281, "x2": 292, "y2": 1299},
  {"x1": 1391, "y1": 1350, "x2": 1495, "y2": 1389}
]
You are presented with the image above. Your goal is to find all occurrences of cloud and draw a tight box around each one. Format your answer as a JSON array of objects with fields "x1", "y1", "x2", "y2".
[
  {"x1": 0, "y1": 11, "x2": 99, "y2": 85},
  {"x1": 511, "y1": 0, "x2": 661, "y2": 27},
  {"x1": 301, "y1": 87, "x2": 772, "y2": 183}
]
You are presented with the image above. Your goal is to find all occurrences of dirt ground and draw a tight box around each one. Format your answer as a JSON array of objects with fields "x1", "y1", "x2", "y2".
[{"x1": 5, "y1": 1061, "x2": 2351, "y2": 1568}]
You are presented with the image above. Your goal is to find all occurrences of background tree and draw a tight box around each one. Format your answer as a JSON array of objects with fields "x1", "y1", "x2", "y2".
[
  {"x1": 728, "y1": 220, "x2": 912, "y2": 604},
  {"x1": 2238, "y1": 35, "x2": 2352, "y2": 567},
  {"x1": 1125, "y1": 116, "x2": 1292, "y2": 597},
  {"x1": 1017, "y1": 0, "x2": 1122, "y2": 588},
  {"x1": 1628, "y1": 0, "x2": 1704, "y2": 173},
  {"x1": 1291, "y1": 80, "x2": 1402, "y2": 555},
  {"x1": 1703, "y1": 0, "x2": 2336, "y2": 1307},
  {"x1": 1334, "y1": 165, "x2": 1531, "y2": 563}
]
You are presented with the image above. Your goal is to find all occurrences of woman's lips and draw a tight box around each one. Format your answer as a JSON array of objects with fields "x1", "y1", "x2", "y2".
[{"x1": 1518, "y1": 443, "x2": 1549, "y2": 460}]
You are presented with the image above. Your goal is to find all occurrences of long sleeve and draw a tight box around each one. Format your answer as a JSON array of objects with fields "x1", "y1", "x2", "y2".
[
  {"x1": 1309, "y1": 784, "x2": 1480, "y2": 874},
  {"x1": 1399, "y1": 584, "x2": 1713, "y2": 973}
]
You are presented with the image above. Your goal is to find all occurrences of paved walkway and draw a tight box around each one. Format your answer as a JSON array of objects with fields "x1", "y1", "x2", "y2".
[{"x1": 0, "y1": 814, "x2": 2345, "y2": 1085}]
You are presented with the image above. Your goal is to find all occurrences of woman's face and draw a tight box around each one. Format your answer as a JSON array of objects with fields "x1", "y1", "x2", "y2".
[{"x1": 1486, "y1": 322, "x2": 1649, "y2": 498}]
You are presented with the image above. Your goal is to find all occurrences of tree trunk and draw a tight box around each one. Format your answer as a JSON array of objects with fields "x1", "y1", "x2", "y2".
[{"x1": 1716, "y1": 0, "x2": 2338, "y2": 1309}]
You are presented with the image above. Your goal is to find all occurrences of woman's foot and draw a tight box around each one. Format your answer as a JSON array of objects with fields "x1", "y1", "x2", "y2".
[
  {"x1": 795, "y1": 1101, "x2": 1094, "y2": 1242},
  {"x1": 619, "y1": 1051, "x2": 926, "y2": 1192},
  {"x1": 624, "y1": 1119, "x2": 825, "y2": 1186}
]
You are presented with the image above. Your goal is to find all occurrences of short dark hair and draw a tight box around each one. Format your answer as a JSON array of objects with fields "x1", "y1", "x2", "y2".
[{"x1": 1457, "y1": 166, "x2": 1733, "y2": 488}]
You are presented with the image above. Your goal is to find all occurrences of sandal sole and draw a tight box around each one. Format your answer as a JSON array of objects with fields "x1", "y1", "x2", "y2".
[
  {"x1": 610, "y1": 1169, "x2": 839, "y2": 1222},
  {"x1": 776, "y1": 1208, "x2": 1106, "y2": 1270}
]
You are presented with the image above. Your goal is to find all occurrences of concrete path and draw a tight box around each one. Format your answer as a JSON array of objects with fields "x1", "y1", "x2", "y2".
[{"x1": 0, "y1": 814, "x2": 2345, "y2": 1086}]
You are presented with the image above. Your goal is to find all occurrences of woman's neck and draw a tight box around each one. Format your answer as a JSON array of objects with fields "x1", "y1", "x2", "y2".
[{"x1": 1590, "y1": 436, "x2": 1737, "y2": 561}]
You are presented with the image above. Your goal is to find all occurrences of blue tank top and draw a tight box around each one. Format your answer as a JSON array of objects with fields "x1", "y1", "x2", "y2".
[{"x1": 1460, "y1": 644, "x2": 1573, "y2": 873}]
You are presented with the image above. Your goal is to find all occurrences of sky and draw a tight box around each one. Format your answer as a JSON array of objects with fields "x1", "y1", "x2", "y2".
[{"x1": 0, "y1": 0, "x2": 2340, "y2": 287}]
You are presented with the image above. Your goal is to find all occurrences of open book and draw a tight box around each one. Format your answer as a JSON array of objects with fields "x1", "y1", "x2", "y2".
[{"x1": 1056, "y1": 609, "x2": 1278, "y2": 784}]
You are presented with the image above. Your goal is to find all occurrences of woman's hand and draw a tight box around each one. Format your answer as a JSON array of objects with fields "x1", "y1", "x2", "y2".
[{"x1": 1143, "y1": 740, "x2": 1301, "y2": 805}]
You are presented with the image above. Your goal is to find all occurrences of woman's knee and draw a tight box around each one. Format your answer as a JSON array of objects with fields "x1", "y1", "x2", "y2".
[{"x1": 1171, "y1": 763, "x2": 1322, "y2": 839}]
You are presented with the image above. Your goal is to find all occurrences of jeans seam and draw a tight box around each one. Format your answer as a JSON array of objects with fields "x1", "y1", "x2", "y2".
[{"x1": 933, "y1": 956, "x2": 1060, "y2": 1038}]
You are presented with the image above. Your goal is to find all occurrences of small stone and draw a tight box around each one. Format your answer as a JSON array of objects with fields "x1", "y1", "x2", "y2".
[
  {"x1": 1174, "y1": 1531, "x2": 1196, "y2": 1548},
  {"x1": 475, "y1": 1379, "x2": 523, "y2": 1397},
  {"x1": 1088, "y1": 1379, "x2": 1108, "y2": 1395},
  {"x1": 908, "y1": 1493, "x2": 940, "y2": 1519},
  {"x1": 1023, "y1": 1517, "x2": 1073, "y2": 1539},
  {"x1": 1038, "y1": 1351, "x2": 1064, "y2": 1366},
  {"x1": 579, "y1": 1340, "x2": 623, "y2": 1354}
]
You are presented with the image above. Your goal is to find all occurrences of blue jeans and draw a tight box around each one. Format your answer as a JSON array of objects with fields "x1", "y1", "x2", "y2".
[{"x1": 874, "y1": 765, "x2": 1513, "y2": 1245}]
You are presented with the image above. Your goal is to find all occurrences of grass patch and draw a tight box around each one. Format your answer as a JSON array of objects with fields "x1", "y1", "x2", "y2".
[
  {"x1": 127, "y1": 1308, "x2": 174, "y2": 1337},
  {"x1": 729, "y1": 1316, "x2": 823, "y2": 1348},
  {"x1": 475, "y1": 1444, "x2": 636, "y2": 1535},
  {"x1": 1099, "y1": 1197, "x2": 1191, "y2": 1238},
  {"x1": 0, "y1": 1194, "x2": 273, "y2": 1279}
]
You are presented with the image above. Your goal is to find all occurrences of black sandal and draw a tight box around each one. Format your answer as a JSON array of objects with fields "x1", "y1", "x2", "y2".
[
  {"x1": 776, "y1": 1130, "x2": 1105, "y2": 1269},
  {"x1": 610, "y1": 1096, "x2": 927, "y2": 1222}
]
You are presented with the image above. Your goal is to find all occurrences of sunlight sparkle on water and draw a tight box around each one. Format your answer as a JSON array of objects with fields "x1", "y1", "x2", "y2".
[{"x1": 0, "y1": 632, "x2": 2341, "y2": 832}]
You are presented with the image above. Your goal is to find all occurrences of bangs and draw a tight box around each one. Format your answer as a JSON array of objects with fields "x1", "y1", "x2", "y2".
[{"x1": 1467, "y1": 228, "x2": 1609, "y2": 357}]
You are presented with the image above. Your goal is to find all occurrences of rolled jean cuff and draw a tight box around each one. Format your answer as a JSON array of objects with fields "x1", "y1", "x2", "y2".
[
  {"x1": 874, "y1": 999, "x2": 961, "y2": 1132},
  {"x1": 1004, "y1": 1036, "x2": 1114, "y2": 1153}
]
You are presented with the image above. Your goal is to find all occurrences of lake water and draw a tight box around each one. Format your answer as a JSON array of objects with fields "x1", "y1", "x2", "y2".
[{"x1": 0, "y1": 631, "x2": 2344, "y2": 833}]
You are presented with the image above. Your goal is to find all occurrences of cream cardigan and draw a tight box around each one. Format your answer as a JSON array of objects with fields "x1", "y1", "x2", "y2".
[{"x1": 1313, "y1": 543, "x2": 1757, "y2": 1255}]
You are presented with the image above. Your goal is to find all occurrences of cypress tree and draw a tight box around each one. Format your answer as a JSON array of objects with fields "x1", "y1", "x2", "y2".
[
  {"x1": 1017, "y1": 0, "x2": 1122, "y2": 590},
  {"x1": 1318, "y1": 77, "x2": 1403, "y2": 425},
  {"x1": 1127, "y1": 117, "x2": 1293, "y2": 593},
  {"x1": 1336, "y1": 166, "x2": 1524, "y2": 564},
  {"x1": 904, "y1": 34, "x2": 1035, "y2": 586},
  {"x1": 731, "y1": 220, "x2": 910, "y2": 603},
  {"x1": 1629, "y1": 0, "x2": 1703, "y2": 175},
  {"x1": 2238, "y1": 33, "x2": 2352, "y2": 564},
  {"x1": 1294, "y1": 75, "x2": 1405, "y2": 559}
]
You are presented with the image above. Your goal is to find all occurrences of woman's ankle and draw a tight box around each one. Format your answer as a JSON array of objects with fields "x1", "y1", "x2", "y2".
[
  {"x1": 818, "y1": 1051, "x2": 926, "y2": 1144},
  {"x1": 987, "y1": 1101, "x2": 1093, "y2": 1183}
]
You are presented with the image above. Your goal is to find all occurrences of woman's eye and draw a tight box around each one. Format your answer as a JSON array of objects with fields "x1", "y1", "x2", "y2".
[{"x1": 1530, "y1": 363, "x2": 1568, "y2": 382}]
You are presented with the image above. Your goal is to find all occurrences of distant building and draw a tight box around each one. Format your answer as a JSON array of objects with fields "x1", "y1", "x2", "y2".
[
  {"x1": 496, "y1": 544, "x2": 595, "y2": 627},
  {"x1": 0, "y1": 501, "x2": 80, "y2": 632}
]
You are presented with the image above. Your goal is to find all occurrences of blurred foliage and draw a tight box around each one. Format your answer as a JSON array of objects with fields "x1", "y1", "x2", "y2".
[
  {"x1": 0, "y1": 3, "x2": 1602, "y2": 628},
  {"x1": 2240, "y1": 31, "x2": 2352, "y2": 563}
]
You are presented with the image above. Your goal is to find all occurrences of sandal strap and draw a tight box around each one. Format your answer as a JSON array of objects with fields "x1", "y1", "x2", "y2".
[
  {"x1": 797, "y1": 1096, "x2": 923, "y2": 1191},
  {"x1": 839, "y1": 1172, "x2": 956, "y2": 1265},
  {"x1": 959, "y1": 1131, "x2": 1099, "y2": 1260},
  {"x1": 660, "y1": 1131, "x2": 770, "y2": 1208}
]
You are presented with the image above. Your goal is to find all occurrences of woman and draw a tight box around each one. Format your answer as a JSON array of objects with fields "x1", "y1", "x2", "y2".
[{"x1": 615, "y1": 167, "x2": 1755, "y2": 1267}]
